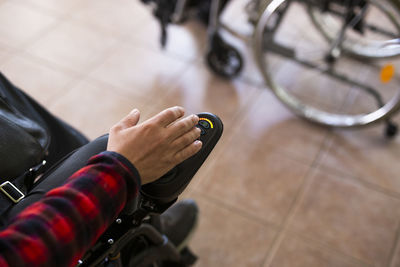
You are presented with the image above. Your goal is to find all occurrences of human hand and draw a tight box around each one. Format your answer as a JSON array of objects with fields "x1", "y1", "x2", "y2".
[{"x1": 107, "y1": 106, "x2": 202, "y2": 184}]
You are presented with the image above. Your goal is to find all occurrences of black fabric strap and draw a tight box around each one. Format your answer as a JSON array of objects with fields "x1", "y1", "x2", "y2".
[
  {"x1": 0, "y1": 176, "x2": 26, "y2": 216},
  {"x1": 0, "y1": 160, "x2": 46, "y2": 217}
]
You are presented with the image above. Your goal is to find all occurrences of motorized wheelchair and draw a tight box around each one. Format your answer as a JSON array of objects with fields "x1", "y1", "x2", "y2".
[
  {"x1": 142, "y1": 0, "x2": 400, "y2": 137},
  {"x1": 0, "y1": 72, "x2": 223, "y2": 267}
]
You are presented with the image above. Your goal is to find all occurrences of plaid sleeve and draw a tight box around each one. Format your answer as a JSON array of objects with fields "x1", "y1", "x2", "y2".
[{"x1": 0, "y1": 151, "x2": 141, "y2": 267}]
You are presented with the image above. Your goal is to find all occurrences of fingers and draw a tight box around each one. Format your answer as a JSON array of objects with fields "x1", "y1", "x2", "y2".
[
  {"x1": 174, "y1": 140, "x2": 202, "y2": 163},
  {"x1": 112, "y1": 109, "x2": 141, "y2": 131},
  {"x1": 168, "y1": 114, "x2": 199, "y2": 140},
  {"x1": 171, "y1": 127, "x2": 201, "y2": 151},
  {"x1": 153, "y1": 106, "x2": 185, "y2": 127}
]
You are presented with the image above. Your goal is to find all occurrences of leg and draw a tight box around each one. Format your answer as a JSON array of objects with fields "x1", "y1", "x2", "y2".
[{"x1": 1, "y1": 135, "x2": 108, "y2": 227}]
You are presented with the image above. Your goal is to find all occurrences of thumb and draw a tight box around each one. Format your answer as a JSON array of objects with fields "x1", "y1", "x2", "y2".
[{"x1": 120, "y1": 109, "x2": 141, "y2": 129}]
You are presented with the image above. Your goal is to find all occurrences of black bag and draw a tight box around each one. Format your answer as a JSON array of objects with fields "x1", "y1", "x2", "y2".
[{"x1": 0, "y1": 72, "x2": 89, "y2": 214}]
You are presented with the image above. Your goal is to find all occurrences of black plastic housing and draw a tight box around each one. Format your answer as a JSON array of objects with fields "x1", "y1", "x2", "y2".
[{"x1": 140, "y1": 112, "x2": 223, "y2": 204}]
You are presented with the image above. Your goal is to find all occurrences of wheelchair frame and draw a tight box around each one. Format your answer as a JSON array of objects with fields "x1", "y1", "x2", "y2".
[
  {"x1": 252, "y1": 0, "x2": 400, "y2": 134},
  {"x1": 77, "y1": 196, "x2": 195, "y2": 267},
  {"x1": 201, "y1": 0, "x2": 400, "y2": 136}
]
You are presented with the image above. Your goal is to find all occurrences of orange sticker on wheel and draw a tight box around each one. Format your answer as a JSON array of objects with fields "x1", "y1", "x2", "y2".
[{"x1": 380, "y1": 64, "x2": 395, "y2": 83}]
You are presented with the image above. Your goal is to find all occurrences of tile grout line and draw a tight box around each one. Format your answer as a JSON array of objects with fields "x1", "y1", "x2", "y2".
[
  {"x1": 13, "y1": 1, "x2": 128, "y2": 80},
  {"x1": 187, "y1": 87, "x2": 263, "y2": 189},
  {"x1": 316, "y1": 128, "x2": 400, "y2": 200},
  {"x1": 260, "y1": 130, "x2": 334, "y2": 267},
  {"x1": 258, "y1": 167, "x2": 315, "y2": 267},
  {"x1": 191, "y1": 188, "x2": 281, "y2": 231},
  {"x1": 11, "y1": 0, "x2": 83, "y2": 18},
  {"x1": 285, "y1": 229, "x2": 374, "y2": 267},
  {"x1": 10, "y1": 2, "x2": 73, "y2": 52},
  {"x1": 21, "y1": 40, "x2": 126, "y2": 110},
  {"x1": 46, "y1": 40, "x2": 130, "y2": 111},
  {"x1": 262, "y1": 129, "x2": 395, "y2": 267},
  {"x1": 387, "y1": 219, "x2": 400, "y2": 267},
  {"x1": 317, "y1": 160, "x2": 400, "y2": 201}
]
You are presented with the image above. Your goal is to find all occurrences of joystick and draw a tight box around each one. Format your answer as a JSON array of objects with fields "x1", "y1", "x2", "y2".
[{"x1": 140, "y1": 112, "x2": 223, "y2": 205}]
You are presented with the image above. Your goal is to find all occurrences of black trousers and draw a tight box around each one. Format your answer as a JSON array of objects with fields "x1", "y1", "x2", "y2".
[{"x1": 2, "y1": 135, "x2": 108, "y2": 227}]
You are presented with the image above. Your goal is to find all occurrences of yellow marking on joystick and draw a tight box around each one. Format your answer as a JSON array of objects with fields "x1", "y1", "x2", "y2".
[{"x1": 199, "y1": 118, "x2": 213, "y2": 128}]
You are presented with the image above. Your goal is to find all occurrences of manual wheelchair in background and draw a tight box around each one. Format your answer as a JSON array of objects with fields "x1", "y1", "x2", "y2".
[{"x1": 142, "y1": 0, "x2": 400, "y2": 138}]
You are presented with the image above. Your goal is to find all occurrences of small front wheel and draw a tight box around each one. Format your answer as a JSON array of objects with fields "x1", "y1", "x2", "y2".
[{"x1": 206, "y1": 35, "x2": 243, "y2": 78}]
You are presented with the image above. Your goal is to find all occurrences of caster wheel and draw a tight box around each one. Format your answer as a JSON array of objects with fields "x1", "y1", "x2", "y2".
[
  {"x1": 206, "y1": 43, "x2": 243, "y2": 79},
  {"x1": 385, "y1": 122, "x2": 398, "y2": 138}
]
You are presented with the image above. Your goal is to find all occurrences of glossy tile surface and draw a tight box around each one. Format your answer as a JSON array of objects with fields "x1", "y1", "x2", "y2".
[
  {"x1": 0, "y1": 53, "x2": 79, "y2": 105},
  {"x1": 318, "y1": 123, "x2": 400, "y2": 195},
  {"x1": 14, "y1": 0, "x2": 83, "y2": 15},
  {"x1": 0, "y1": 42, "x2": 13, "y2": 62},
  {"x1": 153, "y1": 62, "x2": 259, "y2": 129},
  {"x1": 186, "y1": 193, "x2": 277, "y2": 267},
  {"x1": 48, "y1": 79, "x2": 152, "y2": 140},
  {"x1": 289, "y1": 169, "x2": 400, "y2": 266},
  {"x1": 228, "y1": 89, "x2": 329, "y2": 165},
  {"x1": 0, "y1": 1, "x2": 57, "y2": 47},
  {"x1": 2, "y1": 1, "x2": 400, "y2": 266},
  {"x1": 73, "y1": 0, "x2": 148, "y2": 39},
  {"x1": 27, "y1": 19, "x2": 118, "y2": 73},
  {"x1": 196, "y1": 140, "x2": 310, "y2": 225},
  {"x1": 269, "y1": 234, "x2": 364, "y2": 267},
  {"x1": 391, "y1": 239, "x2": 400, "y2": 267},
  {"x1": 88, "y1": 42, "x2": 187, "y2": 98}
]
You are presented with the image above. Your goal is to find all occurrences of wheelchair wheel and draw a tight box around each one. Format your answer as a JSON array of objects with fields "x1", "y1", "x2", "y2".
[
  {"x1": 206, "y1": 34, "x2": 243, "y2": 78},
  {"x1": 253, "y1": 0, "x2": 400, "y2": 129},
  {"x1": 308, "y1": 0, "x2": 400, "y2": 59}
]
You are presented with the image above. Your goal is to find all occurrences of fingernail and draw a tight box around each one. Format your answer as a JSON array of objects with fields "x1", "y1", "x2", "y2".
[
  {"x1": 130, "y1": 108, "x2": 139, "y2": 114},
  {"x1": 194, "y1": 140, "x2": 202, "y2": 146},
  {"x1": 174, "y1": 106, "x2": 184, "y2": 113}
]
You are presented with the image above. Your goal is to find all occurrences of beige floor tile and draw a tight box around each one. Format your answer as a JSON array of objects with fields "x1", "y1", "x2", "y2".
[
  {"x1": 128, "y1": 16, "x2": 208, "y2": 62},
  {"x1": 196, "y1": 139, "x2": 310, "y2": 225},
  {"x1": 289, "y1": 169, "x2": 400, "y2": 266},
  {"x1": 269, "y1": 234, "x2": 364, "y2": 267},
  {"x1": 318, "y1": 122, "x2": 400, "y2": 195},
  {"x1": 73, "y1": 0, "x2": 148, "y2": 39},
  {"x1": 230, "y1": 89, "x2": 328, "y2": 164},
  {"x1": 14, "y1": 0, "x2": 83, "y2": 16},
  {"x1": 48, "y1": 79, "x2": 152, "y2": 140},
  {"x1": 0, "y1": 53, "x2": 79, "y2": 105},
  {"x1": 0, "y1": 43, "x2": 14, "y2": 63},
  {"x1": 391, "y1": 238, "x2": 400, "y2": 267},
  {"x1": 187, "y1": 193, "x2": 277, "y2": 267},
  {"x1": 88, "y1": 42, "x2": 187, "y2": 98},
  {"x1": 27, "y1": 19, "x2": 118, "y2": 73},
  {"x1": 0, "y1": 2, "x2": 57, "y2": 48},
  {"x1": 150, "y1": 62, "x2": 259, "y2": 129}
]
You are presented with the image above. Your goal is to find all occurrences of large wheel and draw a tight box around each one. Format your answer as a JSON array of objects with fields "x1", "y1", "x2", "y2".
[
  {"x1": 253, "y1": 0, "x2": 400, "y2": 128},
  {"x1": 308, "y1": 0, "x2": 400, "y2": 59}
]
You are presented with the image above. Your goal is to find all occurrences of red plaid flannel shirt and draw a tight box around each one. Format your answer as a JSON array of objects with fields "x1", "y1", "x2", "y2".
[{"x1": 0, "y1": 151, "x2": 141, "y2": 267}]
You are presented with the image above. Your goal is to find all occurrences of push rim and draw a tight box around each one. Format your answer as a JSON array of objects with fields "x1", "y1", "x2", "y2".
[{"x1": 254, "y1": 0, "x2": 400, "y2": 128}]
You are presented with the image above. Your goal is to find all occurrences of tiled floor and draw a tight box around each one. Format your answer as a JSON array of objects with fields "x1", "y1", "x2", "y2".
[{"x1": 1, "y1": 1, "x2": 400, "y2": 266}]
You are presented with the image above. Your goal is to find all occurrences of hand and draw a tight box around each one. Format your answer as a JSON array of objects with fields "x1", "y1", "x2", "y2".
[{"x1": 107, "y1": 106, "x2": 202, "y2": 184}]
